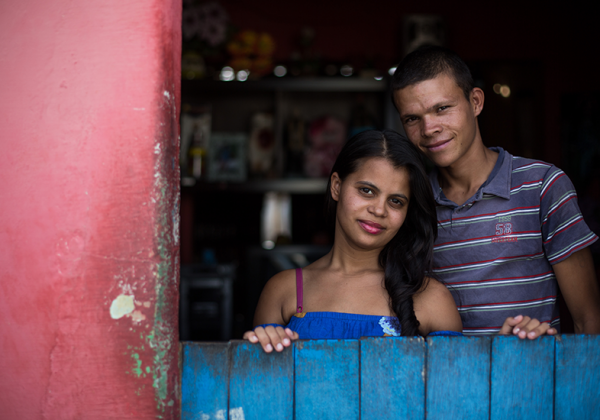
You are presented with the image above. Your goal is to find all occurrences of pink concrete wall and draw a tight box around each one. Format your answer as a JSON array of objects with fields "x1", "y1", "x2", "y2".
[{"x1": 0, "y1": 1, "x2": 181, "y2": 418}]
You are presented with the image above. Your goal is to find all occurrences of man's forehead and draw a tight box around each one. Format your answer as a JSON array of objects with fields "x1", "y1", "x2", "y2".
[{"x1": 394, "y1": 74, "x2": 464, "y2": 110}]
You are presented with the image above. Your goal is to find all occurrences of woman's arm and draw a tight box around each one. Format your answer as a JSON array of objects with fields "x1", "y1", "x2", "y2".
[
  {"x1": 242, "y1": 269, "x2": 299, "y2": 353},
  {"x1": 413, "y1": 278, "x2": 463, "y2": 336}
]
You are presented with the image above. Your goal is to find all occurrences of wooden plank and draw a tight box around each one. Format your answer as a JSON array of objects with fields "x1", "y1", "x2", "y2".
[
  {"x1": 228, "y1": 340, "x2": 293, "y2": 419},
  {"x1": 294, "y1": 339, "x2": 360, "y2": 420},
  {"x1": 555, "y1": 335, "x2": 600, "y2": 420},
  {"x1": 490, "y1": 336, "x2": 554, "y2": 420},
  {"x1": 361, "y1": 336, "x2": 425, "y2": 420},
  {"x1": 181, "y1": 342, "x2": 229, "y2": 420},
  {"x1": 426, "y1": 336, "x2": 491, "y2": 420}
]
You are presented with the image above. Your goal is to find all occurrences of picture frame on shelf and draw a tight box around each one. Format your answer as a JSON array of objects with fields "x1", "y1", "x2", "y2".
[
  {"x1": 180, "y1": 104, "x2": 211, "y2": 179},
  {"x1": 207, "y1": 132, "x2": 247, "y2": 182}
]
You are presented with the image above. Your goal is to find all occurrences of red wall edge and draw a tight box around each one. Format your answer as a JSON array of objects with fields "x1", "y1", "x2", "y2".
[{"x1": 0, "y1": 0, "x2": 181, "y2": 418}]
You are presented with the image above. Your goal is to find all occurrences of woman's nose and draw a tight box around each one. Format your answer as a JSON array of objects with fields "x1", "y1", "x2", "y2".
[{"x1": 368, "y1": 200, "x2": 386, "y2": 216}]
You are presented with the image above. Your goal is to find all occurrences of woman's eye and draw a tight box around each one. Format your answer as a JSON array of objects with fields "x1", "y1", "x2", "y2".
[
  {"x1": 390, "y1": 198, "x2": 404, "y2": 206},
  {"x1": 360, "y1": 187, "x2": 373, "y2": 195}
]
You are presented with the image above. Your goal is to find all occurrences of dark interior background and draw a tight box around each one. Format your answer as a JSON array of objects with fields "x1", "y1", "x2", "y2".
[{"x1": 179, "y1": 1, "x2": 600, "y2": 340}]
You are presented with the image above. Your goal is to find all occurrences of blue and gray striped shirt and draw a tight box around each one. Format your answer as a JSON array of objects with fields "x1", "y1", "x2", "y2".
[{"x1": 431, "y1": 148, "x2": 598, "y2": 335}]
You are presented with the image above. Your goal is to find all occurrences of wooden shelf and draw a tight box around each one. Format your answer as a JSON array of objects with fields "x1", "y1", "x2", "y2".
[
  {"x1": 182, "y1": 177, "x2": 328, "y2": 194},
  {"x1": 181, "y1": 77, "x2": 388, "y2": 94}
]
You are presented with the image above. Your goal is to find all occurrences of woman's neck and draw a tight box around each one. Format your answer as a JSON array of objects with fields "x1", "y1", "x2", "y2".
[{"x1": 324, "y1": 232, "x2": 383, "y2": 275}]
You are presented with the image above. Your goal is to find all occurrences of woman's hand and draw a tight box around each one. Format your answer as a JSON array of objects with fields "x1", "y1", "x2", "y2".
[
  {"x1": 242, "y1": 325, "x2": 299, "y2": 353},
  {"x1": 499, "y1": 315, "x2": 557, "y2": 339}
]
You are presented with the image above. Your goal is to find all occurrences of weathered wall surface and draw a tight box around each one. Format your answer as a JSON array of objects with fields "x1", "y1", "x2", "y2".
[{"x1": 0, "y1": 1, "x2": 181, "y2": 418}]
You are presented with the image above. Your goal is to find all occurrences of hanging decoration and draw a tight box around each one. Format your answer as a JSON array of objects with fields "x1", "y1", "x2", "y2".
[
  {"x1": 227, "y1": 30, "x2": 276, "y2": 79},
  {"x1": 181, "y1": 1, "x2": 231, "y2": 79}
]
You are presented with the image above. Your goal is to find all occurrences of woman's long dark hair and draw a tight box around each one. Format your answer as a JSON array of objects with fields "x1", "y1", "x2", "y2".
[{"x1": 325, "y1": 129, "x2": 438, "y2": 336}]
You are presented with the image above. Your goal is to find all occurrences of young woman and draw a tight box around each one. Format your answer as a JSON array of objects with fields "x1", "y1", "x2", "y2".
[{"x1": 244, "y1": 130, "x2": 554, "y2": 353}]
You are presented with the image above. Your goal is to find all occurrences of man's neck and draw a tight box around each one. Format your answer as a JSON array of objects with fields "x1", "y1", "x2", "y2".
[{"x1": 438, "y1": 143, "x2": 499, "y2": 206}]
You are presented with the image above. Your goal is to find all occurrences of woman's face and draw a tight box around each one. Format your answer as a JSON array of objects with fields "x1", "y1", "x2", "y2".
[{"x1": 331, "y1": 157, "x2": 411, "y2": 251}]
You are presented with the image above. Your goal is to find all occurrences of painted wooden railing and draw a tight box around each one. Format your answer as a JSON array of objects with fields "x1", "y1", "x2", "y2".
[{"x1": 182, "y1": 335, "x2": 600, "y2": 420}]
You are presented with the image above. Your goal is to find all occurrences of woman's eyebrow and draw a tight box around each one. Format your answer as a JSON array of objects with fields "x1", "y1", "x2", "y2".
[
  {"x1": 355, "y1": 181, "x2": 409, "y2": 201},
  {"x1": 391, "y1": 193, "x2": 409, "y2": 202},
  {"x1": 355, "y1": 180, "x2": 379, "y2": 191}
]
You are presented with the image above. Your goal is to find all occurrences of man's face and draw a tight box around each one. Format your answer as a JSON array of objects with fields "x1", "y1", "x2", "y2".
[{"x1": 393, "y1": 73, "x2": 483, "y2": 169}]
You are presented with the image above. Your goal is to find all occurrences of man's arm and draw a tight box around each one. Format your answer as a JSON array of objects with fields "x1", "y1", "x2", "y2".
[{"x1": 553, "y1": 247, "x2": 600, "y2": 334}]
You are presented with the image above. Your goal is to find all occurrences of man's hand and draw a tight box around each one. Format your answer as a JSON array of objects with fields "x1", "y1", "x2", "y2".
[
  {"x1": 499, "y1": 315, "x2": 557, "y2": 339},
  {"x1": 242, "y1": 325, "x2": 299, "y2": 353}
]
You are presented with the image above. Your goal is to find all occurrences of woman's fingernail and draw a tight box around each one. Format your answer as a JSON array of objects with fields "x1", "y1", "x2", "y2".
[
  {"x1": 276, "y1": 343, "x2": 283, "y2": 351},
  {"x1": 513, "y1": 328, "x2": 520, "y2": 334},
  {"x1": 528, "y1": 331, "x2": 536, "y2": 338},
  {"x1": 519, "y1": 330, "x2": 526, "y2": 338},
  {"x1": 266, "y1": 344, "x2": 273, "y2": 352},
  {"x1": 283, "y1": 338, "x2": 290, "y2": 345}
]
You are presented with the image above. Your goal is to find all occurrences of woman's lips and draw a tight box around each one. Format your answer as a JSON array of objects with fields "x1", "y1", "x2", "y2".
[
  {"x1": 358, "y1": 220, "x2": 384, "y2": 234},
  {"x1": 425, "y1": 138, "x2": 452, "y2": 152}
]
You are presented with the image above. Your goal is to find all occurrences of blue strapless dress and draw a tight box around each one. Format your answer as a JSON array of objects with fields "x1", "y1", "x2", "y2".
[{"x1": 257, "y1": 312, "x2": 462, "y2": 339}]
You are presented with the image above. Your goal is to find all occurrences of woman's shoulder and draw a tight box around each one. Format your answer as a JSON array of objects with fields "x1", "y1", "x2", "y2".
[
  {"x1": 415, "y1": 277, "x2": 451, "y2": 301},
  {"x1": 253, "y1": 268, "x2": 299, "y2": 325},
  {"x1": 414, "y1": 277, "x2": 462, "y2": 335},
  {"x1": 262, "y1": 268, "x2": 298, "y2": 298}
]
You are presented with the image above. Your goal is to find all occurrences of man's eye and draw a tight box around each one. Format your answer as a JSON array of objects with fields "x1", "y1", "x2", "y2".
[
  {"x1": 404, "y1": 117, "x2": 417, "y2": 124},
  {"x1": 438, "y1": 106, "x2": 449, "y2": 112}
]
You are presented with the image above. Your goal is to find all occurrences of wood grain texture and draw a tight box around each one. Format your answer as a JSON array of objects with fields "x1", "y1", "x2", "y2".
[
  {"x1": 555, "y1": 335, "x2": 600, "y2": 420},
  {"x1": 229, "y1": 340, "x2": 293, "y2": 420},
  {"x1": 294, "y1": 339, "x2": 360, "y2": 420},
  {"x1": 360, "y1": 336, "x2": 425, "y2": 420},
  {"x1": 181, "y1": 342, "x2": 229, "y2": 420},
  {"x1": 490, "y1": 336, "x2": 554, "y2": 420},
  {"x1": 426, "y1": 336, "x2": 491, "y2": 420}
]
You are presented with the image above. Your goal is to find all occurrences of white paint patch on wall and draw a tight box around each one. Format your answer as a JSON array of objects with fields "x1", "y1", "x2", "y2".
[
  {"x1": 197, "y1": 409, "x2": 230, "y2": 419},
  {"x1": 110, "y1": 294, "x2": 134, "y2": 319},
  {"x1": 130, "y1": 310, "x2": 146, "y2": 323},
  {"x1": 229, "y1": 407, "x2": 245, "y2": 420}
]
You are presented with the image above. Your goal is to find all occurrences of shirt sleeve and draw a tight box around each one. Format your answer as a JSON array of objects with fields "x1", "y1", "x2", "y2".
[{"x1": 540, "y1": 165, "x2": 598, "y2": 264}]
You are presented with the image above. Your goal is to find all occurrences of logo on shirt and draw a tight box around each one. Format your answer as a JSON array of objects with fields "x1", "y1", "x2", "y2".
[{"x1": 492, "y1": 221, "x2": 517, "y2": 243}]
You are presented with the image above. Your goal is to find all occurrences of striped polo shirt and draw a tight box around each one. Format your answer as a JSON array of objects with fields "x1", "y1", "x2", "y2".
[{"x1": 431, "y1": 148, "x2": 598, "y2": 335}]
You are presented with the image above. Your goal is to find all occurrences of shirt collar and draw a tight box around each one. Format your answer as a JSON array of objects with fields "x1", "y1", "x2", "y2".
[
  {"x1": 481, "y1": 147, "x2": 511, "y2": 200},
  {"x1": 430, "y1": 147, "x2": 512, "y2": 205}
]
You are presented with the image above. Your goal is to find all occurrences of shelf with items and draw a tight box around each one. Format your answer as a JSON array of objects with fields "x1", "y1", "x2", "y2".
[{"x1": 180, "y1": 76, "x2": 401, "y2": 189}]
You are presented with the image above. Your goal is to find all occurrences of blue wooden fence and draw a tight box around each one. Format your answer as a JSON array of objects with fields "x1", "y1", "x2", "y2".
[{"x1": 182, "y1": 335, "x2": 600, "y2": 420}]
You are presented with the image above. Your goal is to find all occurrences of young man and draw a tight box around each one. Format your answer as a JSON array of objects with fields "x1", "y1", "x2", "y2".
[{"x1": 392, "y1": 46, "x2": 600, "y2": 336}]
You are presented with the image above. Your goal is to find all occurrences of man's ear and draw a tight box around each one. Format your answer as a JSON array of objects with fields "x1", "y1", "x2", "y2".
[
  {"x1": 470, "y1": 87, "x2": 484, "y2": 117},
  {"x1": 330, "y1": 172, "x2": 341, "y2": 201}
]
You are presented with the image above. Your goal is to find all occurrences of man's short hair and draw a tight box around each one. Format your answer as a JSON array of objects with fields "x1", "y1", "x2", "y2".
[{"x1": 391, "y1": 46, "x2": 474, "y2": 100}]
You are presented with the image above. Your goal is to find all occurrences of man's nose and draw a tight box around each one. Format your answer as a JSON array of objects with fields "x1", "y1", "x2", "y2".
[{"x1": 422, "y1": 115, "x2": 441, "y2": 138}]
